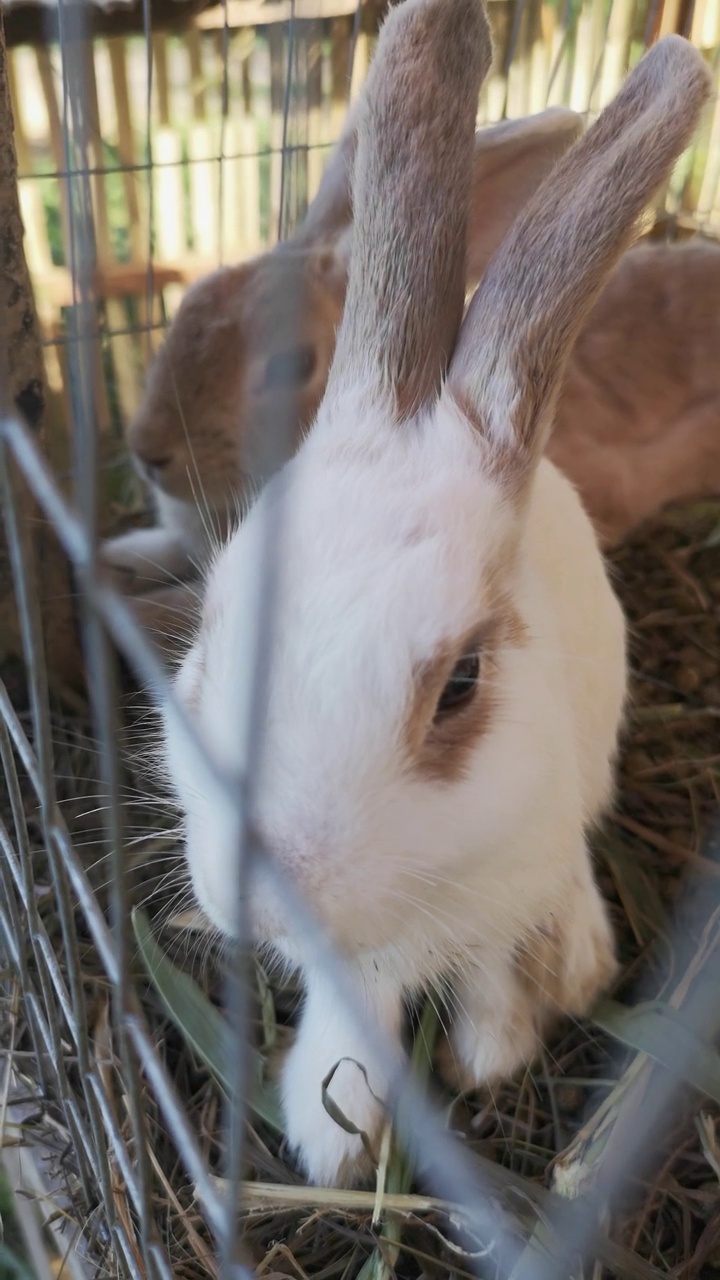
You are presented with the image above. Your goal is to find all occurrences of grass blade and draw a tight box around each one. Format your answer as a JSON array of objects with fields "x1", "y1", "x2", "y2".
[
  {"x1": 132, "y1": 907, "x2": 283, "y2": 1132},
  {"x1": 592, "y1": 997, "x2": 720, "y2": 1103}
]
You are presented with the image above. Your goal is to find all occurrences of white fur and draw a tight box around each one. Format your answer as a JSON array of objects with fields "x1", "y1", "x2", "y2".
[
  {"x1": 102, "y1": 488, "x2": 221, "y2": 588},
  {"x1": 162, "y1": 384, "x2": 626, "y2": 1185}
]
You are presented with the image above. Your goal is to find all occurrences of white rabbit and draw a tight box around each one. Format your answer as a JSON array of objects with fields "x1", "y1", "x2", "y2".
[{"x1": 161, "y1": 0, "x2": 711, "y2": 1188}]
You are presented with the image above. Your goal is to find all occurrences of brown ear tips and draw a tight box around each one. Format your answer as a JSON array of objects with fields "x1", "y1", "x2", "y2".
[
  {"x1": 327, "y1": 0, "x2": 494, "y2": 411},
  {"x1": 376, "y1": 0, "x2": 493, "y2": 82},
  {"x1": 650, "y1": 32, "x2": 712, "y2": 80},
  {"x1": 635, "y1": 34, "x2": 713, "y2": 114},
  {"x1": 615, "y1": 36, "x2": 713, "y2": 176}
]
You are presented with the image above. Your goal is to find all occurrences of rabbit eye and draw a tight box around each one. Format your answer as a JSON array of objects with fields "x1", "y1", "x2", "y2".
[
  {"x1": 435, "y1": 651, "x2": 480, "y2": 719},
  {"x1": 263, "y1": 345, "x2": 316, "y2": 390}
]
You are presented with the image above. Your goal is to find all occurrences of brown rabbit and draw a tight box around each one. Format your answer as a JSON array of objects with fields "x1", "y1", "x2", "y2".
[
  {"x1": 549, "y1": 236, "x2": 720, "y2": 547},
  {"x1": 101, "y1": 104, "x2": 584, "y2": 594}
]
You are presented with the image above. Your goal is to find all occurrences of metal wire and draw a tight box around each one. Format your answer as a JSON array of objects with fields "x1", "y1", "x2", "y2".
[{"x1": 1, "y1": 3, "x2": 720, "y2": 1278}]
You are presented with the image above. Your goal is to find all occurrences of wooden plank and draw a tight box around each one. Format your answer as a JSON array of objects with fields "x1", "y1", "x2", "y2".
[
  {"x1": 481, "y1": 0, "x2": 512, "y2": 121},
  {"x1": 152, "y1": 32, "x2": 171, "y2": 125},
  {"x1": 268, "y1": 23, "x2": 285, "y2": 243},
  {"x1": 82, "y1": 40, "x2": 111, "y2": 265},
  {"x1": 527, "y1": 0, "x2": 549, "y2": 115},
  {"x1": 186, "y1": 27, "x2": 206, "y2": 118},
  {"x1": 30, "y1": 259, "x2": 216, "y2": 308},
  {"x1": 348, "y1": 26, "x2": 369, "y2": 102},
  {"x1": 151, "y1": 125, "x2": 187, "y2": 317},
  {"x1": 289, "y1": 26, "x2": 308, "y2": 231},
  {"x1": 105, "y1": 36, "x2": 148, "y2": 424},
  {"x1": 694, "y1": 0, "x2": 720, "y2": 44},
  {"x1": 569, "y1": 0, "x2": 606, "y2": 114},
  {"x1": 78, "y1": 39, "x2": 113, "y2": 432},
  {"x1": 695, "y1": 75, "x2": 720, "y2": 230},
  {"x1": 104, "y1": 298, "x2": 146, "y2": 423},
  {"x1": 506, "y1": 0, "x2": 533, "y2": 118},
  {"x1": 598, "y1": 0, "x2": 635, "y2": 110},
  {"x1": 658, "y1": 0, "x2": 685, "y2": 35},
  {"x1": 34, "y1": 45, "x2": 73, "y2": 265},
  {"x1": 188, "y1": 119, "x2": 220, "y2": 260},
  {"x1": 222, "y1": 115, "x2": 262, "y2": 259},
  {"x1": 544, "y1": 0, "x2": 572, "y2": 110},
  {"x1": 35, "y1": 43, "x2": 114, "y2": 435},
  {"x1": 7, "y1": 48, "x2": 67, "y2": 422},
  {"x1": 4, "y1": 0, "x2": 370, "y2": 46},
  {"x1": 197, "y1": 0, "x2": 371, "y2": 29},
  {"x1": 96, "y1": 37, "x2": 146, "y2": 426},
  {"x1": 6, "y1": 50, "x2": 52, "y2": 275},
  {"x1": 329, "y1": 14, "x2": 351, "y2": 138},
  {"x1": 306, "y1": 18, "x2": 324, "y2": 205},
  {"x1": 107, "y1": 37, "x2": 144, "y2": 261},
  {"x1": 4, "y1": 0, "x2": 211, "y2": 48}
]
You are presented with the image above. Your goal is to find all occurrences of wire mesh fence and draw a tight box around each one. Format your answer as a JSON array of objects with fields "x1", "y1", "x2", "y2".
[{"x1": 1, "y1": 0, "x2": 720, "y2": 1278}]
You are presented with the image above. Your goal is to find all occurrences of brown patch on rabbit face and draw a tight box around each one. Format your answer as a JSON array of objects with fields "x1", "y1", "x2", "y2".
[
  {"x1": 127, "y1": 244, "x2": 347, "y2": 510},
  {"x1": 127, "y1": 263, "x2": 253, "y2": 506},
  {"x1": 406, "y1": 605, "x2": 526, "y2": 783}
]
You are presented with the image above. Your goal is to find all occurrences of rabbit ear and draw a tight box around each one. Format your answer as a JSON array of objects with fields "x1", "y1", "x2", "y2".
[
  {"x1": 326, "y1": 0, "x2": 493, "y2": 420},
  {"x1": 295, "y1": 102, "x2": 360, "y2": 248},
  {"x1": 448, "y1": 36, "x2": 712, "y2": 493},
  {"x1": 303, "y1": 109, "x2": 583, "y2": 288},
  {"x1": 466, "y1": 108, "x2": 583, "y2": 285}
]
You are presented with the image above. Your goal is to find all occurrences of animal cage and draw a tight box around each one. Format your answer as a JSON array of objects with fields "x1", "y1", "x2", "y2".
[{"x1": 1, "y1": 0, "x2": 720, "y2": 1277}]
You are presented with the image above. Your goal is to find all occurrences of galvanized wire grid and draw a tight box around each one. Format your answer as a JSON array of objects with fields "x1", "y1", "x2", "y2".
[{"x1": 1, "y1": 0, "x2": 720, "y2": 1277}]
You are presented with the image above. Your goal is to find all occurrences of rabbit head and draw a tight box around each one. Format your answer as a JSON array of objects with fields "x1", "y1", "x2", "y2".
[
  {"x1": 127, "y1": 101, "x2": 582, "y2": 518},
  {"x1": 124, "y1": 97, "x2": 358, "y2": 511},
  {"x1": 164, "y1": 3, "x2": 710, "y2": 968},
  {"x1": 126, "y1": 244, "x2": 347, "y2": 510}
]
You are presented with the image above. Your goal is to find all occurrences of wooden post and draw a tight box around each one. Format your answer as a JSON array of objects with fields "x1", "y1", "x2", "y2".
[{"x1": 0, "y1": 7, "x2": 82, "y2": 692}]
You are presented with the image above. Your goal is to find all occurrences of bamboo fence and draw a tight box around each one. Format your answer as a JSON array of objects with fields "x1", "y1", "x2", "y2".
[{"x1": 4, "y1": 0, "x2": 720, "y2": 506}]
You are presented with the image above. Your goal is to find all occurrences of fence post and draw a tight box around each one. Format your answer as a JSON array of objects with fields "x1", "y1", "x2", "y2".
[{"x1": 0, "y1": 10, "x2": 82, "y2": 692}]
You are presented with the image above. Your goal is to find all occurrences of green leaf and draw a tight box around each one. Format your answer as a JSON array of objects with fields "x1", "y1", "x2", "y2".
[
  {"x1": 0, "y1": 1243, "x2": 37, "y2": 1280},
  {"x1": 592, "y1": 997, "x2": 720, "y2": 1104},
  {"x1": 132, "y1": 908, "x2": 283, "y2": 1132}
]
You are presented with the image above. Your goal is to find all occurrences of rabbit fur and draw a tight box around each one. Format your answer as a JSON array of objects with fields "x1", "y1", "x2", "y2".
[
  {"x1": 547, "y1": 236, "x2": 720, "y2": 546},
  {"x1": 159, "y1": 0, "x2": 711, "y2": 1187},
  {"x1": 103, "y1": 137, "x2": 720, "y2": 647},
  {"x1": 101, "y1": 105, "x2": 585, "y2": 600}
]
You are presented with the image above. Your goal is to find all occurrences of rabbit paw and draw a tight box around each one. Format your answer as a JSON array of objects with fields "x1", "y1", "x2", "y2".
[
  {"x1": 450, "y1": 875, "x2": 617, "y2": 1089},
  {"x1": 280, "y1": 967, "x2": 403, "y2": 1187},
  {"x1": 449, "y1": 974, "x2": 543, "y2": 1087},
  {"x1": 281, "y1": 1040, "x2": 384, "y2": 1187},
  {"x1": 101, "y1": 528, "x2": 194, "y2": 590}
]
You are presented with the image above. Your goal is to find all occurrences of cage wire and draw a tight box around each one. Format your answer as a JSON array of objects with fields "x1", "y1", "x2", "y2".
[{"x1": 1, "y1": 0, "x2": 720, "y2": 1277}]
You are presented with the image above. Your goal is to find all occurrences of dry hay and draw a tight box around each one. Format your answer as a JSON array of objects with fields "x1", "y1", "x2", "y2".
[{"x1": 3, "y1": 496, "x2": 720, "y2": 1280}]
